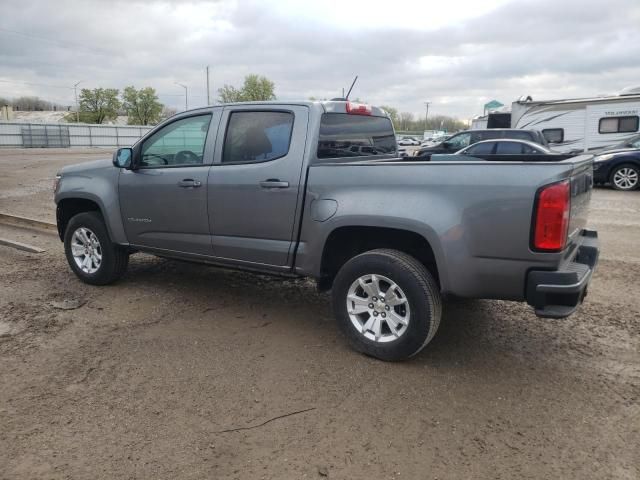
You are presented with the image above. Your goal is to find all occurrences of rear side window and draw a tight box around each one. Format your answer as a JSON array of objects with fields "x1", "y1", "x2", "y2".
[
  {"x1": 542, "y1": 128, "x2": 564, "y2": 143},
  {"x1": 599, "y1": 116, "x2": 639, "y2": 134},
  {"x1": 223, "y1": 111, "x2": 294, "y2": 164},
  {"x1": 317, "y1": 114, "x2": 396, "y2": 159},
  {"x1": 496, "y1": 142, "x2": 524, "y2": 154},
  {"x1": 465, "y1": 142, "x2": 495, "y2": 155}
]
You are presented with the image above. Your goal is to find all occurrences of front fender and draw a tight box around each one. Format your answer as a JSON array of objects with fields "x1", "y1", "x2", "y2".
[{"x1": 55, "y1": 168, "x2": 128, "y2": 245}]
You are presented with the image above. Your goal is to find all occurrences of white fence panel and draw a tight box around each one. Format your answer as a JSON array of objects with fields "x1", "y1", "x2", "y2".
[{"x1": 0, "y1": 122, "x2": 153, "y2": 148}]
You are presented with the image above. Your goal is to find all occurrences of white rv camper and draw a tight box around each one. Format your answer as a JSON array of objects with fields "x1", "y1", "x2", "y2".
[{"x1": 511, "y1": 88, "x2": 640, "y2": 153}]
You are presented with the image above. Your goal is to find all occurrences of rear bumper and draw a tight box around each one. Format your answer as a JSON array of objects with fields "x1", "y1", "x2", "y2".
[{"x1": 526, "y1": 230, "x2": 599, "y2": 318}]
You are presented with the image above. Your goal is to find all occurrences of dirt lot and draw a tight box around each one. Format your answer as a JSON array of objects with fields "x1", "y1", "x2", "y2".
[{"x1": 0, "y1": 148, "x2": 638, "y2": 479}]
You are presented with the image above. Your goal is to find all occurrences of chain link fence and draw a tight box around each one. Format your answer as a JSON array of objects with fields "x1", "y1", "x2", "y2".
[{"x1": 0, "y1": 122, "x2": 153, "y2": 148}]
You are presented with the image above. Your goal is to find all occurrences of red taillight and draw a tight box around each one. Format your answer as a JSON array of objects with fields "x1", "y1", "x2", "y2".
[
  {"x1": 346, "y1": 102, "x2": 372, "y2": 115},
  {"x1": 533, "y1": 180, "x2": 571, "y2": 251}
]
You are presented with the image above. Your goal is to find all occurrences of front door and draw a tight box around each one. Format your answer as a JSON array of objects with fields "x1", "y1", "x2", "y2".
[
  {"x1": 119, "y1": 113, "x2": 216, "y2": 255},
  {"x1": 208, "y1": 106, "x2": 309, "y2": 268}
]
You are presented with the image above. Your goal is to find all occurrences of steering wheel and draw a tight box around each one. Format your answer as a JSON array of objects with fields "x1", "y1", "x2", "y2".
[
  {"x1": 175, "y1": 150, "x2": 200, "y2": 164},
  {"x1": 143, "y1": 153, "x2": 168, "y2": 165}
]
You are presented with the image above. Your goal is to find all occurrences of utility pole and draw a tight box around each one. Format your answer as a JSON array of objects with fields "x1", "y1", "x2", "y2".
[
  {"x1": 424, "y1": 101, "x2": 431, "y2": 130},
  {"x1": 73, "y1": 80, "x2": 83, "y2": 122},
  {"x1": 206, "y1": 66, "x2": 210, "y2": 105},
  {"x1": 175, "y1": 82, "x2": 188, "y2": 111}
]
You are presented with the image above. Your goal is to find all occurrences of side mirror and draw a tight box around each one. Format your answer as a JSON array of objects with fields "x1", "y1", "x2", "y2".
[
  {"x1": 442, "y1": 141, "x2": 452, "y2": 149},
  {"x1": 113, "y1": 147, "x2": 133, "y2": 169}
]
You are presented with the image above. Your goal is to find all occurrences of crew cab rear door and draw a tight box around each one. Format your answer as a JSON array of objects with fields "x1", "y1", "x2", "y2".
[{"x1": 207, "y1": 105, "x2": 309, "y2": 269}]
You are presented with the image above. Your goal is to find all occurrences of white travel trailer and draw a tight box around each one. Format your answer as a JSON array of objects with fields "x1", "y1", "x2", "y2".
[{"x1": 511, "y1": 88, "x2": 640, "y2": 153}]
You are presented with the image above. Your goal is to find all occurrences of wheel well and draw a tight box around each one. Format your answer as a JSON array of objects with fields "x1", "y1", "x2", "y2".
[
  {"x1": 610, "y1": 161, "x2": 640, "y2": 174},
  {"x1": 56, "y1": 198, "x2": 101, "y2": 240},
  {"x1": 318, "y1": 226, "x2": 440, "y2": 290}
]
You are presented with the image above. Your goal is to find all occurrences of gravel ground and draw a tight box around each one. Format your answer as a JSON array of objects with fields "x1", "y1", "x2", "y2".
[{"x1": 0, "y1": 149, "x2": 638, "y2": 479}]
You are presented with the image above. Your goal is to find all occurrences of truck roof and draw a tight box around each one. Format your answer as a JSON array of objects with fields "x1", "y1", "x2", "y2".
[{"x1": 174, "y1": 100, "x2": 390, "y2": 118}]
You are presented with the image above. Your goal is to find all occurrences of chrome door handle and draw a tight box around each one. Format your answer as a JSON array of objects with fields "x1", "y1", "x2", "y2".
[
  {"x1": 178, "y1": 179, "x2": 202, "y2": 188},
  {"x1": 260, "y1": 179, "x2": 289, "y2": 189}
]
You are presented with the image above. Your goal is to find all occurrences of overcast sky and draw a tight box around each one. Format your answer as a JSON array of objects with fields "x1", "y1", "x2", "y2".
[{"x1": 1, "y1": 0, "x2": 639, "y2": 119}]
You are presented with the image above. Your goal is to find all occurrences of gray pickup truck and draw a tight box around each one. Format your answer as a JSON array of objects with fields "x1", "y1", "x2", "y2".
[{"x1": 54, "y1": 100, "x2": 599, "y2": 361}]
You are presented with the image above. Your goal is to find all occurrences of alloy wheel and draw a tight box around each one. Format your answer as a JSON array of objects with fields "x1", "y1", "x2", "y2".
[
  {"x1": 71, "y1": 227, "x2": 102, "y2": 274},
  {"x1": 613, "y1": 167, "x2": 639, "y2": 190},
  {"x1": 346, "y1": 274, "x2": 411, "y2": 343}
]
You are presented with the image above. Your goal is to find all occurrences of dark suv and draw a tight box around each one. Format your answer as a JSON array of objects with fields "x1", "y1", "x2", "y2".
[{"x1": 414, "y1": 129, "x2": 549, "y2": 159}]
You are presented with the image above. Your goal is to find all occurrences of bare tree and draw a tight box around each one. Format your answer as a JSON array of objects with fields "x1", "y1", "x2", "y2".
[{"x1": 399, "y1": 112, "x2": 414, "y2": 131}]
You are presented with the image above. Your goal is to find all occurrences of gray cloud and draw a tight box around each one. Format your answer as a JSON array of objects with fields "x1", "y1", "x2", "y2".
[{"x1": 0, "y1": 0, "x2": 638, "y2": 119}]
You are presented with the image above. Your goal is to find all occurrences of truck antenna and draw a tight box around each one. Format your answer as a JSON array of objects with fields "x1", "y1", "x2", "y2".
[{"x1": 345, "y1": 76, "x2": 358, "y2": 100}]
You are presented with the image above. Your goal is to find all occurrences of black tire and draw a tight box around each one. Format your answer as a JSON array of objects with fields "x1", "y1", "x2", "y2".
[
  {"x1": 332, "y1": 249, "x2": 441, "y2": 361},
  {"x1": 64, "y1": 211, "x2": 129, "y2": 285},
  {"x1": 610, "y1": 164, "x2": 639, "y2": 191}
]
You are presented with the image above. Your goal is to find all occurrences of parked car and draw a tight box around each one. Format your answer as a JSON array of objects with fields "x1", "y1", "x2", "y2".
[
  {"x1": 413, "y1": 129, "x2": 549, "y2": 159},
  {"x1": 420, "y1": 135, "x2": 450, "y2": 148},
  {"x1": 431, "y1": 139, "x2": 573, "y2": 162},
  {"x1": 54, "y1": 100, "x2": 599, "y2": 361},
  {"x1": 397, "y1": 136, "x2": 420, "y2": 146},
  {"x1": 460, "y1": 139, "x2": 556, "y2": 155},
  {"x1": 592, "y1": 136, "x2": 640, "y2": 190}
]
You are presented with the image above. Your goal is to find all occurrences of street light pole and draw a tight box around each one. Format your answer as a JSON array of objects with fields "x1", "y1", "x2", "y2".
[
  {"x1": 175, "y1": 82, "x2": 188, "y2": 111},
  {"x1": 73, "y1": 80, "x2": 83, "y2": 122},
  {"x1": 206, "y1": 66, "x2": 210, "y2": 106},
  {"x1": 424, "y1": 101, "x2": 431, "y2": 130}
]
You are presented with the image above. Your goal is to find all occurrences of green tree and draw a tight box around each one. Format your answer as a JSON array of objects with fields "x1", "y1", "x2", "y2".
[
  {"x1": 241, "y1": 74, "x2": 276, "y2": 101},
  {"x1": 218, "y1": 84, "x2": 244, "y2": 103},
  {"x1": 78, "y1": 88, "x2": 120, "y2": 124},
  {"x1": 218, "y1": 74, "x2": 276, "y2": 103},
  {"x1": 122, "y1": 86, "x2": 163, "y2": 125}
]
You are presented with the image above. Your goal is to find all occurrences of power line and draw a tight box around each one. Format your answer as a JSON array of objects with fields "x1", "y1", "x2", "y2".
[
  {"x1": 0, "y1": 78, "x2": 213, "y2": 109},
  {"x1": 0, "y1": 28, "x2": 107, "y2": 54},
  {"x1": 0, "y1": 79, "x2": 73, "y2": 90}
]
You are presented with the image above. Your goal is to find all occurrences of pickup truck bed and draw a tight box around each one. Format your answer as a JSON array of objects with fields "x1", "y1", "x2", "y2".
[{"x1": 297, "y1": 155, "x2": 594, "y2": 304}]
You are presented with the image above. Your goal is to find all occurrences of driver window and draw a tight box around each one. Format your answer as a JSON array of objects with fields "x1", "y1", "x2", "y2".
[
  {"x1": 140, "y1": 114, "x2": 211, "y2": 167},
  {"x1": 448, "y1": 133, "x2": 471, "y2": 149}
]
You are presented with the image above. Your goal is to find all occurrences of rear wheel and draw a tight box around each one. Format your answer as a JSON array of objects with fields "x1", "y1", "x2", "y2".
[
  {"x1": 64, "y1": 212, "x2": 129, "y2": 285},
  {"x1": 332, "y1": 249, "x2": 441, "y2": 361},
  {"x1": 610, "y1": 164, "x2": 639, "y2": 191}
]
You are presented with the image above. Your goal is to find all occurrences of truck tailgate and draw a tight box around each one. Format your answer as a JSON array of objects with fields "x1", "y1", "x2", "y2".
[{"x1": 567, "y1": 154, "x2": 594, "y2": 244}]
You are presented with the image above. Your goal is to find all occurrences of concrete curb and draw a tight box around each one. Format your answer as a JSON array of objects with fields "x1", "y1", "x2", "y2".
[
  {"x1": 0, "y1": 212, "x2": 57, "y2": 233},
  {"x1": 0, "y1": 237, "x2": 45, "y2": 253}
]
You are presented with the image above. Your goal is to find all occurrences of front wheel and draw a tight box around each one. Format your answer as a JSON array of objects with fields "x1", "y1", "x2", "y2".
[
  {"x1": 332, "y1": 249, "x2": 442, "y2": 361},
  {"x1": 610, "y1": 164, "x2": 639, "y2": 191},
  {"x1": 64, "y1": 211, "x2": 129, "y2": 285}
]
